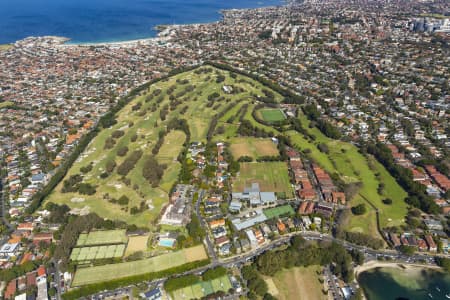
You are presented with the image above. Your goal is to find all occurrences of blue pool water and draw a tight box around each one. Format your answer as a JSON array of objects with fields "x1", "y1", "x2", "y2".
[{"x1": 159, "y1": 238, "x2": 175, "y2": 247}]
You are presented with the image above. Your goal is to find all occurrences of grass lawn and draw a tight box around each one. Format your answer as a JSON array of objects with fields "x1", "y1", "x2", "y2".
[
  {"x1": 0, "y1": 101, "x2": 14, "y2": 109},
  {"x1": 229, "y1": 137, "x2": 279, "y2": 159},
  {"x1": 285, "y1": 113, "x2": 408, "y2": 238},
  {"x1": 268, "y1": 266, "x2": 326, "y2": 300},
  {"x1": 76, "y1": 229, "x2": 127, "y2": 246},
  {"x1": 171, "y1": 275, "x2": 232, "y2": 299},
  {"x1": 233, "y1": 162, "x2": 293, "y2": 197},
  {"x1": 72, "y1": 244, "x2": 207, "y2": 286},
  {"x1": 156, "y1": 130, "x2": 186, "y2": 164},
  {"x1": 259, "y1": 108, "x2": 286, "y2": 122},
  {"x1": 44, "y1": 66, "x2": 285, "y2": 227},
  {"x1": 264, "y1": 205, "x2": 295, "y2": 219},
  {"x1": 70, "y1": 244, "x2": 125, "y2": 262}
]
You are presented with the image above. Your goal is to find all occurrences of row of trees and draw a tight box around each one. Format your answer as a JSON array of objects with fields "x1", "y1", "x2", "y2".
[
  {"x1": 238, "y1": 120, "x2": 273, "y2": 138},
  {"x1": 117, "y1": 150, "x2": 143, "y2": 176},
  {"x1": 366, "y1": 142, "x2": 440, "y2": 214},
  {"x1": 142, "y1": 155, "x2": 167, "y2": 188},
  {"x1": 207, "y1": 102, "x2": 237, "y2": 141}
]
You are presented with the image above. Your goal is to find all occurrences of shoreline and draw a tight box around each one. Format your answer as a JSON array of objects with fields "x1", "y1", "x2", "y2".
[
  {"x1": 354, "y1": 261, "x2": 441, "y2": 277},
  {"x1": 355, "y1": 261, "x2": 444, "y2": 300},
  {"x1": 3, "y1": 2, "x2": 285, "y2": 47}
]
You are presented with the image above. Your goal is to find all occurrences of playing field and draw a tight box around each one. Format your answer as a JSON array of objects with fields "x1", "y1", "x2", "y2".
[
  {"x1": 268, "y1": 266, "x2": 326, "y2": 300},
  {"x1": 229, "y1": 137, "x2": 279, "y2": 159},
  {"x1": 72, "y1": 244, "x2": 207, "y2": 286},
  {"x1": 125, "y1": 235, "x2": 149, "y2": 256},
  {"x1": 233, "y1": 162, "x2": 293, "y2": 198},
  {"x1": 70, "y1": 244, "x2": 125, "y2": 262},
  {"x1": 76, "y1": 229, "x2": 128, "y2": 247},
  {"x1": 171, "y1": 275, "x2": 232, "y2": 299},
  {"x1": 259, "y1": 108, "x2": 286, "y2": 122},
  {"x1": 44, "y1": 66, "x2": 284, "y2": 226},
  {"x1": 264, "y1": 205, "x2": 295, "y2": 219}
]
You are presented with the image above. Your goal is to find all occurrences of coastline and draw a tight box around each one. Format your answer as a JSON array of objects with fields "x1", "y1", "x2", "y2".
[
  {"x1": 354, "y1": 261, "x2": 441, "y2": 277},
  {"x1": 3, "y1": 1, "x2": 284, "y2": 47},
  {"x1": 355, "y1": 261, "x2": 443, "y2": 300}
]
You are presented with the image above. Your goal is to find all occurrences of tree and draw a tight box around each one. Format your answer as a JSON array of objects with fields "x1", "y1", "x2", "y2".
[
  {"x1": 351, "y1": 204, "x2": 366, "y2": 215},
  {"x1": 117, "y1": 146, "x2": 129, "y2": 157},
  {"x1": 105, "y1": 160, "x2": 116, "y2": 173},
  {"x1": 398, "y1": 245, "x2": 416, "y2": 256},
  {"x1": 118, "y1": 195, "x2": 129, "y2": 206},
  {"x1": 382, "y1": 198, "x2": 392, "y2": 205}
]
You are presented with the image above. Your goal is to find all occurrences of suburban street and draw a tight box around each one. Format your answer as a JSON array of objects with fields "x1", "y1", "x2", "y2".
[{"x1": 86, "y1": 230, "x2": 441, "y2": 300}]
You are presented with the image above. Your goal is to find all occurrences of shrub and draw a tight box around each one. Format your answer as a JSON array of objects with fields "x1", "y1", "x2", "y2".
[
  {"x1": 80, "y1": 164, "x2": 93, "y2": 174},
  {"x1": 112, "y1": 130, "x2": 125, "y2": 139},
  {"x1": 118, "y1": 195, "x2": 129, "y2": 206},
  {"x1": 117, "y1": 150, "x2": 143, "y2": 176},
  {"x1": 117, "y1": 146, "x2": 129, "y2": 157},
  {"x1": 382, "y1": 198, "x2": 392, "y2": 205},
  {"x1": 105, "y1": 160, "x2": 116, "y2": 173},
  {"x1": 104, "y1": 137, "x2": 116, "y2": 149},
  {"x1": 351, "y1": 204, "x2": 366, "y2": 215},
  {"x1": 78, "y1": 183, "x2": 96, "y2": 195}
]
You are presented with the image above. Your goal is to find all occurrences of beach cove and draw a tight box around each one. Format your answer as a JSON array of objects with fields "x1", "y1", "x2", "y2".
[{"x1": 356, "y1": 262, "x2": 450, "y2": 300}]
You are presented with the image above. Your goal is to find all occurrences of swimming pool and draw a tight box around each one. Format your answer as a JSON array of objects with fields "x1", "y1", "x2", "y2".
[{"x1": 159, "y1": 238, "x2": 175, "y2": 248}]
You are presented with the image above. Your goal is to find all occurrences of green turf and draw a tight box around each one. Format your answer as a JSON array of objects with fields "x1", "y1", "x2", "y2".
[
  {"x1": 70, "y1": 244, "x2": 126, "y2": 262},
  {"x1": 44, "y1": 66, "x2": 284, "y2": 227},
  {"x1": 170, "y1": 275, "x2": 232, "y2": 299},
  {"x1": 75, "y1": 229, "x2": 127, "y2": 246},
  {"x1": 260, "y1": 108, "x2": 286, "y2": 122},
  {"x1": 233, "y1": 162, "x2": 293, "y2": 198},
  {"x1": 72, "y1": 245, "x2": 207, "y2": 286},
  {"x1": 264, "y1": 205, "x2": 295, "y2": 219},
  {"x1": 0, "y1": 101, "x2": 14, "y2": 109}
]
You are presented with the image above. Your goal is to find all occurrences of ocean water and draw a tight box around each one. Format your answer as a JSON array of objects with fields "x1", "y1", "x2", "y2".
[
  {"x1": 0, "y1": 0, "x2": 282, "y2": 44},
  {"x1": 358, "y1": 267, "x2": 450, "y2": 300}
]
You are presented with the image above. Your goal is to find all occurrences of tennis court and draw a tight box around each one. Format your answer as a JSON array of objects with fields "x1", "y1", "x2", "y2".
[{"x1": 263, "y1": 204, "x2": 295, "y2": 219}]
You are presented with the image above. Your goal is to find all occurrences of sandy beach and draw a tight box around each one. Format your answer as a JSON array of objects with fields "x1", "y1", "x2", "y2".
[{"x1": 354, "y1": 260, "x2": 441, "y2": 277}]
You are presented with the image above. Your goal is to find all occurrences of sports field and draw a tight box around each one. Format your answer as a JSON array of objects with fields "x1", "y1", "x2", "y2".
[
  {"x1": 70, "y1": 244, "x2": 125, "y2": 262},
  {"x1": 259, "y1": 108, "x2": 286, "y2": 122},
  {"x1": 76, "y1": 229, "x2": 128, "y2": 246},
  {"x1": 125, "y1": 235, "x2": 149, "y2": 256},
  {"x1": 267, "y1": 266, "x2": 326, "y2": 300},
  {"x1": 72, "y1": 244, "x2": 207, "y2": 286},
  {"x1": 233, "y1": 162, "x2": 293, "y2": 198},
  {"x1": 264, "y1": 205, "x2": 295, "y2": 219},
  {"x1": 229, "y1": 137, "x2": 279, "y2": 159},
  {"x1": 45, "y1": 66, "x2": 284, "y2": 226},
  {"x1": 171, "y1": 275, "x2": 232, "y2": 299}
]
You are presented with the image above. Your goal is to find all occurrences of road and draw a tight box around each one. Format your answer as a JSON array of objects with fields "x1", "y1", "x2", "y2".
[
  {"x1": 52, "y1": 259, "x2": 62, "y2": 300},
  {"x1": 84, "y1": 231, "x2": 441, "y2": 299},
  {"x1": 195, "y1": 189, "x2": 217, "y2": 262}
]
